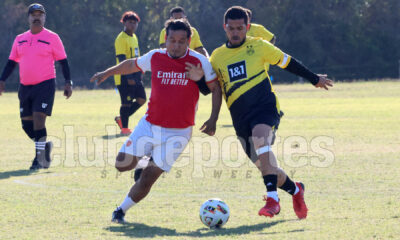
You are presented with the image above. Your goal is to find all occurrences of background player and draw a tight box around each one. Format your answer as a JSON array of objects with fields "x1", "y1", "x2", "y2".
[
  {"x1": 210, "y1": 6, "x2": 333, "y2": 219},
  {"x1": 114, "y1": 11, "x2": 146, "y2": 136},
  {"x1": 159, "y1": 6, "x2": 209, "y2": 57},
  {"x1": 90, "y1": 19, "x2": 221, "y2": 224},
  {"x1": 0, "y1": 3, "x2": 72, "y2": 170}
]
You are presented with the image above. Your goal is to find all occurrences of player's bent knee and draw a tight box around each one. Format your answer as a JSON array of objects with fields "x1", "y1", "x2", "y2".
[{"x1": 115, "y1": 153, "x2": 137, "y2": 172}]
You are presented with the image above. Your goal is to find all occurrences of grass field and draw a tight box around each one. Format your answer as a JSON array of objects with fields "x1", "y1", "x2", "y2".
[{"x1": 1, "y1": 81, "x2": 399, "y2": 240}]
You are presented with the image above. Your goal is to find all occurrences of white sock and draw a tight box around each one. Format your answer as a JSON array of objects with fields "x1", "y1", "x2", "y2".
[
  {"x1": 294, "y1": 184, "x2": 299, "y2": 195},
  {"x1": 119, "y1": 195, "x2": 136, "y2": 213},
  {"x1": 267, "y1": 191, "x2": 279, "y2": 202}
]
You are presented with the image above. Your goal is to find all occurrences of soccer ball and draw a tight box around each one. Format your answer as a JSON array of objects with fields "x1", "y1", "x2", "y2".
[{"x1": 199, "y1": 198, "x2": 230, "y2": 228}]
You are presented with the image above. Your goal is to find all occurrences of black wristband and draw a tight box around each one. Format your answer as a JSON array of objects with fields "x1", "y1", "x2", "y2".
[
  {"x1": 285, "y1": 57, "x2": 319, "y2": 85},
  {"x1": 0, "y1": 60, "x2": 17, "y2": 82},
  {"x1": 195, "y1": 76, "x2": 211, "y2": 95}
]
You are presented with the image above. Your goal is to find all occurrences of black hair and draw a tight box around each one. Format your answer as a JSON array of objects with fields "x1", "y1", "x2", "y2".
[
  {"x1": 224, "y1": 6, "x2": 249, "y2": 25},
  {"x1": 170, "y1": 6, "x2": 185, "y2": 17},
  {"x1": 120, "y1": 11, "x2": 140, "y2": 23},
  {"x1": 165, "y1": 18, "x2": 192, "y2": 39}
]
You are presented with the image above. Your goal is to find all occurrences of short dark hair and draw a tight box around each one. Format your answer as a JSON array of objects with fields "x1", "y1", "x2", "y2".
[
  {"x1": 120, "y1": 11, "x2": 140, "y2": 23},
  {"x1": 224, "y1": 6, "x2": 249, "y2": 25},
  {"x1": 170, "y1": 6, "x2": 185, "y2": 17},
  {"x1": 165, "y1": 19, "x2": 192, "y2": 39}
]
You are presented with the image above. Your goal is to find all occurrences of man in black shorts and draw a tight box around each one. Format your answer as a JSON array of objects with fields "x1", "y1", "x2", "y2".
[
  {"x1": 113, "y1": 11, "x2": 146, "y2": 136},
  {"x1": 0, "y1": 3, "x2": 72, "y2": 170}
]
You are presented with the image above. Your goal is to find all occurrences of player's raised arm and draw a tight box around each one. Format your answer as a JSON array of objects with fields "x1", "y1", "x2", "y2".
[
  {"x1": 279, "y1": 55, "x2": 333, "y2": 90},
  {"x1": 90, "y1": 59, "x2": 140, "y2": 85}
]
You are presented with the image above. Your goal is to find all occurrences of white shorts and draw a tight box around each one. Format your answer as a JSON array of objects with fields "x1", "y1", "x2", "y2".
[{"x1": 119, "y1": 116, "x2": 192, "y2": 172}]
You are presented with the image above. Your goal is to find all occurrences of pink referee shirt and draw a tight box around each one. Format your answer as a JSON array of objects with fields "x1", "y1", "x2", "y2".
[{"x1": 9, "y1": 28, "x2": 67, "y2": 85}]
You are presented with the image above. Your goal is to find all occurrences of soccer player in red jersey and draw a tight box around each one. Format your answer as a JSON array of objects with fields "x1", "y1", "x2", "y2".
[{"x1": 90, "y1": 19, "x2": 221, "y2": 224}]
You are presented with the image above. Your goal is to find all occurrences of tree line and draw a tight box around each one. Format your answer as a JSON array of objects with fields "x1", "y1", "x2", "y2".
[{"x1": 1, "y1": 0, "x2": 399, "y2": 90}]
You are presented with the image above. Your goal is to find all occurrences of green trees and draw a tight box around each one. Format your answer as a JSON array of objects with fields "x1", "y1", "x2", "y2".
[{"x1": 1, "y1": 0, "x2": 398, "y2": 89}]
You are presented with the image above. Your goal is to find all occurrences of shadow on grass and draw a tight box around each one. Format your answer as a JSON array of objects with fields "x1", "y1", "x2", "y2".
[
  {"x1": 106, "y1": 220, "x2": 289, "y2": 238},
  {"x1": 101, "y1": 134, "x2": 126, "y2": 140},
  {"x1": 0, "y1": 169, "x2": 52, "y2": 180}
]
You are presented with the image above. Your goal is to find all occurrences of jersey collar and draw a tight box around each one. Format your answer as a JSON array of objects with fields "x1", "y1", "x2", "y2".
[{"x1": 226, "y1": 37, "x2": 246, "y2": 49}]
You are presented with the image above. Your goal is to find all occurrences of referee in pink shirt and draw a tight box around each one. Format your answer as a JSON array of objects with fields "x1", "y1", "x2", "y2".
[{"x1": 0, "y1": 3, "x2": 72, "y2": 170}]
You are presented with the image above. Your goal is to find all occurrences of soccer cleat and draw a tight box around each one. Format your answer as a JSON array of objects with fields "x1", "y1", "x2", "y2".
[
  {"x1": 111, "y1": 208, "x2": 125, "y2": 223},
  {"x1": 120, "y1": 128, "x2": 132, "y2": 136},
  {"x1": 258, "y1": 196, "x2": 280, "y2": 218},
  {"x1": 292, "y1": 182, "x2": 308, "y2": 219},
  {"x1": 115, "y1": 116, "x2": 123, "y2": 130},
  {"x1": 29, "y1": 157, "x2": 41, "y2": 170}
]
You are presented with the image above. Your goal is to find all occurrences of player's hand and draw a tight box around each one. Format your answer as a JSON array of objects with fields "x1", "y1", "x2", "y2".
[
  {"x1": 200, "y1": 118, "x2": 217, "y2": 136},
  {"x1": 0, "y1": 81, "x2": 5, "y2": 96},
  {"x1": 90, "y1": 71, "x2": 108, "y2": 85},
  {"x1": 64, "y1": 83, "x2": 72, "y2": 99},
  {"x1": 185, "y1": 62, "x2": 204, "y2": 81},
  {"x1": 315, "y1": 74, "x2": 333, "y2": 90}
]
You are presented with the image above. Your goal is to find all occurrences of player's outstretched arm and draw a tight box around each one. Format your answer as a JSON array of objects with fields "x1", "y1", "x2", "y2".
[
  {"x1": 282, "y1": 57, "x2": 333, "y2": 90},
  {"x1": 90, "y1": 59, "x2": 139, "y2": 85}
]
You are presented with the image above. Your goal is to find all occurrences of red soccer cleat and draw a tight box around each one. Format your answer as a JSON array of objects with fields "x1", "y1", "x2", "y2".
[
  {"x1": 115, "y1": 116, "x2": 123, "y2": 130},
  {"x1": 292, "y1": 182, "x2": 308, "y2": 219},
  {"x1": 258, "y1": 196, "x2": 280, "y2": 218},
  {"x1": 120, "y1": 128, "x2": 132, "y2": 136}
]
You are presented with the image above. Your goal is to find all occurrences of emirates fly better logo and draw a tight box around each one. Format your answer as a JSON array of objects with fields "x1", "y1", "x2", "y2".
[{"x1": 157, "y1": 71, "x2": 189, "y2": 86}]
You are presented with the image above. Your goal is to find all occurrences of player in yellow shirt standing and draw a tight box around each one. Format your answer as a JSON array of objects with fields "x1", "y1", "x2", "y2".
[
  {"x1": 210, "y1": 6, "x2": 333, "y2": 220},
  {"x1": 114, "y1": 11, "x2": 146, "y2": 135},
  {"x1": 159, "y1": 7, "x2": 209, "y2": 57}
]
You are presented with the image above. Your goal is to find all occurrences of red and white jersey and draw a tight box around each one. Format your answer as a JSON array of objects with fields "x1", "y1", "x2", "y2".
[{"x1": 135, "y1": 48, "x2": 217, "y2": 128}]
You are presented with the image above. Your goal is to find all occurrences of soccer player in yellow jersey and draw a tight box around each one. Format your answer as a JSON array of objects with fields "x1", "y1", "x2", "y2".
[
  {"x1": 210, "y1": 6, "x2": 333, "y2": 220},
  {"x1": 245, "y1": 8, "x2": 283, "y2": 143},
  {"x1": 114, "y1": 11, "x2": 146, "y2": 135},
  {"x1": 245, "y1": 8, "x2": 276, "y2": 44},
  {"x1": 159, "y1": 7, "x2": 209, "y2": 57}
]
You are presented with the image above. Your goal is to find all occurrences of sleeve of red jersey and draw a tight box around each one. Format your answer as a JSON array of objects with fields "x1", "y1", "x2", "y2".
[
  {"x1": 136, "y1": 49, "x2": 159, "y2": 73},
  {"x1": 198, "y1": 55, "x2": 217, "y2": 83},
  {"x1": 8, "y1": 37, "x2": 20, "y2": 62}
]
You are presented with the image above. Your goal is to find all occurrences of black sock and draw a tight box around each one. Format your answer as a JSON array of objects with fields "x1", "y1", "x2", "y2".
[
  {"x1": 263, "y1": 174, "x2": 278, "y2": 192},
  {"x1": 128, "y1": 102, "x2": 142, "y2": 116},
  {"x1": 279, "y1": 176, "x2": 297, "y2": 195},
  {"x1": 34, "y1": 128, "x2": 47, "y2": 162},
  {"x1": 21, "y1": 120, "x2": 35, "y2": 140},
  {"x1": 120, "y1": 106, "x2": 130, "y2": 128}
]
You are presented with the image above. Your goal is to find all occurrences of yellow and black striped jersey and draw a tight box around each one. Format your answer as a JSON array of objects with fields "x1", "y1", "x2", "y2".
[
  {"x1": 114, "y1": 31, "x2": 140, "y2": 85},
  {"x1": 159, "y1": 27, "x2": 203, "y2": 50},
  {"x1": 247, "y1": 23, "x2": 274, "y2": 42},
  {"x1": 247, "y1": 23, "x2": 275, "y2": 72},
  {"x1": 210, "y1": 37, "x2": 291, "y2": 121}
]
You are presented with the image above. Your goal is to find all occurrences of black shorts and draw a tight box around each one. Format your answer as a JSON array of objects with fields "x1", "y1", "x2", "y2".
[
  {"x1": 233, "y1": 105, "x2": 280, "y2": 163},
  {"x1": 18, "y1": 79, "x2": 55, "y2": 117},
  {"x1": 117, "y1": 73, "x2": 146, "y2": 105}
]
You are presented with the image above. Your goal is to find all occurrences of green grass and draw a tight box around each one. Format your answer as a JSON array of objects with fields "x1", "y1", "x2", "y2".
[{"x1": 1, "y1": 81, "x2": 399, "y2": 239}]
